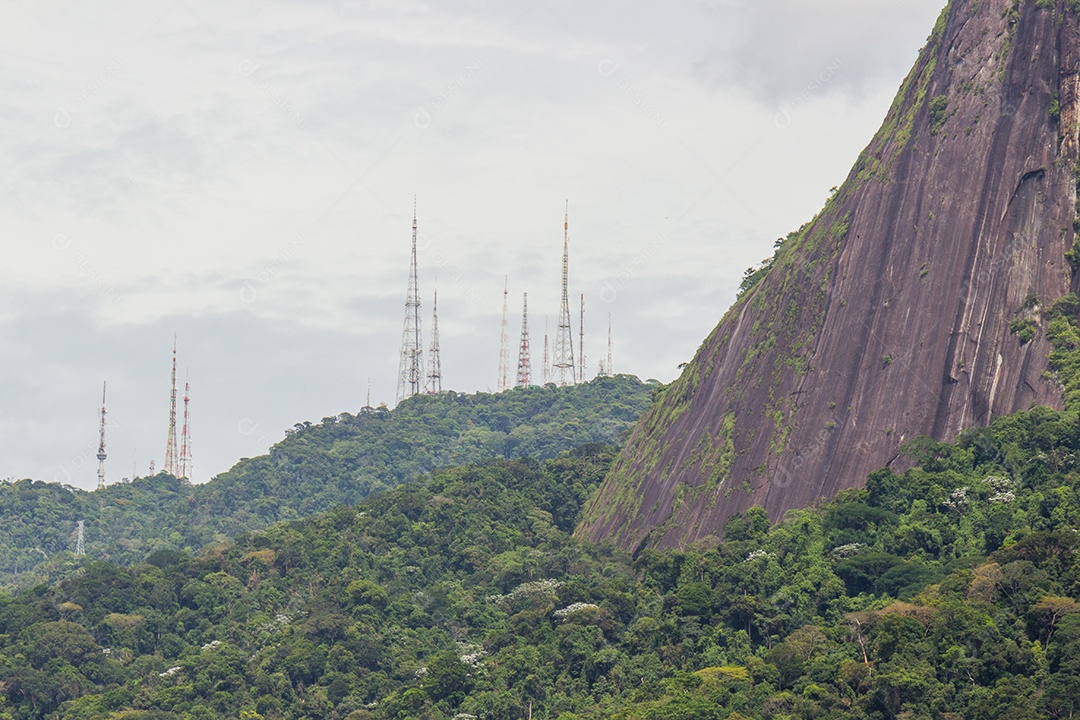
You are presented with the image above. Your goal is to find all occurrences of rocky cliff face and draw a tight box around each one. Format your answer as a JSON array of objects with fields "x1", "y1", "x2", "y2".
[{"x1": 579, "y1": 0, "x2": 1080, "y2": 551}]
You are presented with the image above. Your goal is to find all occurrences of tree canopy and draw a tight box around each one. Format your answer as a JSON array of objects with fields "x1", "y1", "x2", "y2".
[
  {"x1": 3, "y1": 403, "x2": 1080, "y2": 718},
  {"x1": 0, "y1": 376, "x2": 655, "y2": 588}
]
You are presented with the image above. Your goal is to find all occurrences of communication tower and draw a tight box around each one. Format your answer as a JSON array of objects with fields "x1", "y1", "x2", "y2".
[
  {"x1": 497, "y1": 277, "x2": 511, "y2": 391},
  {"x1": 542, "y1": 318, "x2": 551, "y2": 385},
  {"x1": 427, "y1": 286, "x2": 443, "y2": 393},
  {"x1": 396, "y1": 198, "x2": 424, "y2": 404},
  {"x1": 96, "y1": 382, "x2": 107, "y2": 490},
  {"x1": 552, "y1": 203, "x2": 576, "y2": 385},
  {"x1": 516, "y1": 292, "x2": 531, "y2": 387},
  {"x1": 179, "y1": 375, "x2": 192, "y2": 481},
  {"x1": 578, "y1": 293, "x2": 586, "y2": 383},
  {"x1": 164, "y1": 336, "x2": 178, "y2": 476}
]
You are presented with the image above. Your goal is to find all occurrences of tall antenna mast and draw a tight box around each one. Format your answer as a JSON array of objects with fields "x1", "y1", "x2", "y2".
[
  {"x1": 542, "y1": 317, "x2": 551, "y2": 385},
  {"x1": 75, "y1": 520, "x2": 85, "y2": 556},
  {"x1": 96, "y1": 381, "x2": 107, "y2": 490},
  {"x1": 578, "y1": 292, "x2": 586, "y2": 383},
  {"x1": 362, "y1": 378, "x2": 374, "y2": 412},
  {"x1": 164, "y1": 336, "x2": 178, "y2": 476},
  {"x1": 516, "y1": 292, "x2": 531, "y2": 387},
  {"x1": 606, "y1": 313, "x2": 613, "y2": 376},
  {"x1": 396, "y1": 197, "x2": 424, "y2": 404},
  {"x1": 553, "y1": 201, "x2": 576, "y2": 385},
  {"x1": 179, "y1": 375, "x2": 192, "y2": 481},
  {"x1": 427, "y1": 285, "x2": 443, "y2": 394},
  {"x1": 497, "y1": 276, "x2": 511, "y2": 391}
]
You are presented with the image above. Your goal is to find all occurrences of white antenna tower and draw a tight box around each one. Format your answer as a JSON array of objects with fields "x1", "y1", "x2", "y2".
[
  {"x1": 427, "y1": 285, "x2": 443, "y2": 394},
  {"x1": 362, "y1": 378, "x2": 375, "y2": 413},
  {"x1": 96, "y1": 381, "x2": 107, "y2": 490},
  {"x1": 542, "y1": 317, "x2": 551, "y2": 385},
  {"x1": 497, "y1": 276, "x2": 511, "y2": 391},
  {"x1": 578, "y1": 293, "x2": 586, "y2": 383},
  {"x1": 164, "y1": 336, "x2": 179, "y2": 476},
  {"x1": 179, "y1": 375, "x2": 192, "y2": 481},
  {"x1": 552, "y1": 202, "x2": 576, "y2": 385},
  {"x1": 606, "y1": 313, "x2": 613, "y2": 376},
  {"x1": 396, "y1": 198, "x2": 424, "y2": 404},
  {"x1": 75, "y1": 520, "x2": 85, "y2": 556}
]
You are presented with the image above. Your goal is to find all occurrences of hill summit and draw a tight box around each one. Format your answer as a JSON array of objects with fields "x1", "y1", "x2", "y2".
[{"x1": 580, "y1": 0, "x2": 1080, "y2": 550}]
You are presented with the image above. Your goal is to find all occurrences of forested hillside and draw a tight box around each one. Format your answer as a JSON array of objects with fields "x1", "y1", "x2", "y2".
[
  {"x1": 4, "y1": 405, "x2": 1080, "y2": 718},
  {"x1": 0, "y1": 376, "x2": 654, "y2": 587}
]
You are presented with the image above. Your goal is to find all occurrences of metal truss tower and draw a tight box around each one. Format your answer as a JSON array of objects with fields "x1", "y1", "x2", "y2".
[
  {"x1": 164, "y1": 337, "x2": 179, "y2": 477},
  {"x1": 516, "y1": 292, "x2": 531, "y2": 387},
  {"x1": 427, "y1": 286, "x2": 443, "y2": 394},
  {"x1": 179, "y1": 375, "x2": 192, "y2": 481},
  {"x1": 605, "y1": 313, "x2": 613, "y2": 376},
  {"x1": 361, "y1": 378, "x2": 375, "y2": 413},
  {"x1": 578, "y1": 293, "x2": 586, "y2": 383},
  {"x1": 96, "y1": 382, "x2": 107, "y2": 490},
  {"x1": 75, "y1": 520, "x2": 85, "y2": 556},
  {"x1": 497, "y1": 277, "x2": 511, "y2": 392},
  {"x1": 542, "y1": 318, "x2": 551, "y2": 385},
  {"x1": 552, "y1": 202, "x2": 576, "y2": 385},
  {"x1": 396, "y1": 199, "x2": 424, "y2": 404}
]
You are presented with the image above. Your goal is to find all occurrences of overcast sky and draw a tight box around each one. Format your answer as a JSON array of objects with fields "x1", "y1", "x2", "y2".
[{"x1": 2, "y1": 0, "x2": 946, "y2": 489}]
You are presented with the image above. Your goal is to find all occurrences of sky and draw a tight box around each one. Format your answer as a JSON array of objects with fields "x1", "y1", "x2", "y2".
[{"x1": 1, "y1": 0, "x2": 947, "y2": 489}]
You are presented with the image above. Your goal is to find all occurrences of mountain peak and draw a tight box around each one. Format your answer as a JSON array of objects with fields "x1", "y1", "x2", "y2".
[{"x1": 579, "y1": 0, "x2": 1080, "y2": 550}]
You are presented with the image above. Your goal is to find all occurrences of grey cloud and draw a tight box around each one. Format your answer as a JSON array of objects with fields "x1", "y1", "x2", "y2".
[{"x1": 695, "y1": 0, "x2": 946, "y2": 106}]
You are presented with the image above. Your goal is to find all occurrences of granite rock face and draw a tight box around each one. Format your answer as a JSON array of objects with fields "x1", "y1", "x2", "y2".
[{"x1": 579, "y1": 0, "x2": 1080, "y2": 551}]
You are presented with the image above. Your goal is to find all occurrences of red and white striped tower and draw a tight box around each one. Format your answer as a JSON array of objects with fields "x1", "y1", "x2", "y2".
[{"x1": 516, "y1": 292, "x2": 531, "y2": 387}]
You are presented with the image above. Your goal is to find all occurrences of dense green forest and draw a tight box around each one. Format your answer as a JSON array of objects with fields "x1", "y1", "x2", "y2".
[
  {"x1": 0, "y1": 376, "x2": 654, "y2": 587},
  {"x1": 4, "y1": 405, "x2": 1080, "y2": 718}
]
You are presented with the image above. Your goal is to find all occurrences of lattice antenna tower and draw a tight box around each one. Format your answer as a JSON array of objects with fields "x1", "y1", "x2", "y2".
[
  {"x1": 606, "y1": 313, "x2": 613, "y2": 376},
  {"x1": 396, "y1": 198, "x2": 424, "y2": 404},
  {"x1": 497, "y1": 276, "x2": 511, "y2": 391},
  {"x1": 96, "y1": 381, "x2": 107, "y2": 490},
  {"x1": 516, "y1": 292, "x2": 531, "y2": 387},
  {"x1": 362, "y1": 378, "x2": 375, "y2": 413},
  {"x1": 578, "y1": 293, "x2": 586, "y2": 383},
  {"x1": 427, "y1": 285, "x2": 443, "y2": 394},
  {"x1": 75, "y1": 520, "x2": 85, "y2": 556},
  {"x1": 552, "y1": 202, "x2": 576, "y2": 385},
  {"x1": 542, "y1": 317, "x2": 551, "y2": 385},
  {"x1": 179, "y1": 374, "x2": 192, "y2": 481},
  {"x1": 164, "y1": 335, "x2": 179, "y2": 476}
]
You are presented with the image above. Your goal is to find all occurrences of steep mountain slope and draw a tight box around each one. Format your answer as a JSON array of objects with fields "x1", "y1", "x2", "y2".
[{"x1": 579, "y1": 0, "x2": 1080, "y2": 550}]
